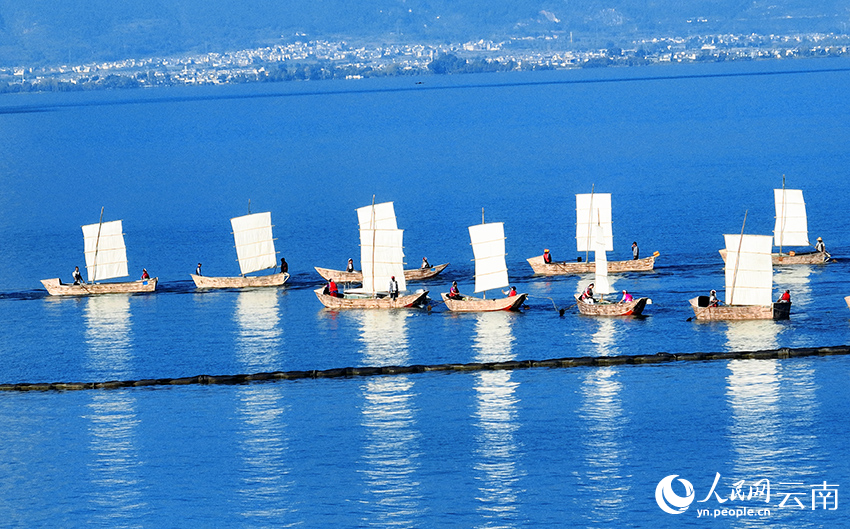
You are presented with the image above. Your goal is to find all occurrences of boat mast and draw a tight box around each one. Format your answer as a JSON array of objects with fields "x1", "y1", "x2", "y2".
[
  {"x1": 728, "y1": 210, "x2": 748, "y2": 306},
  {"x1": 481, "y1": 207, "x2": 486, "y2": 299},
  {"x1": 585, "y1": 184, "x2": 594, "y2": 264},
  {"x1": 778, "y1": 174, "x2": 785, "y2": 256},
  {"x1": 370, "y1": 195, "x2": 377, "y2": 296},
  {"x1": 91, "y1": 206, "x2": 105, "y2": 284}
]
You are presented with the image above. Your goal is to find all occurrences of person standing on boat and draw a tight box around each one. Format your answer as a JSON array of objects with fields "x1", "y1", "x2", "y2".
[
  {"x1": 580, "y1": 283, "x2": 595, "y2": 303},
  {"x1": 72, "y1": 266, "x2": 84, "y2": 285},
  {"x1": 389, "y1": 276, "x2": 399, "y2": 300},
  {"x1": 709, "y1": 290, "x2": 720, "y2": 307},
  {"x1": 620, "y1": 290, "x2": 633, "y2": 303},
  {"x1": 346, "y1": 258, "x2": 355, "y2": 273},
  {"x1": 632, "y1": 242, "x2": 639, "y2": 260},
  {"x1": 280, "y1": 258, "x2": 288, "y2": 274},
  {"x1": 447, "y1": 281, "x2": 462, "y2": 300},
  {"x1": 195, "y1": 263, "x2": 203, "y2": 276},
  {"x1": 141, "y1": 268, "x2": 150, "y2": 280},
  {"x1": 543, "y1": 249, "x2": 552, "y2": 264},
  {"x1": 421, "y1": 257, "x2": 431, "y2": 269},
  {"x1": 778, "y1": 290, "x2": 791, "y2": 303}
]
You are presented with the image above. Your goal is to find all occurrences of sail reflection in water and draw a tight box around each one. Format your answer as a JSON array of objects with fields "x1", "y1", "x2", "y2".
[
  {"x1": 356, "y1": 311, "x2": 423, "y2": 527},
  {"x1": 726, "y1": 360, "x2": 782, "y2": 476},
  {"x1": 85, "y1": 391, "x2": 148, "y2": 523},
  {"x1": 472, "y1": 312, "x2": 524, "y2": 526},
  {"x1": 236, "y1": 385, "x2": 294, "y2": 522},
  {"x1": 725, "y1": 319, "x2": 780, "y2": 352},
  {"x1": 84, "y1": 295, "x2": 133, "y2": 379},
  {"x1": 234, "y1": 289, "x2": 283, "y2": 372}
]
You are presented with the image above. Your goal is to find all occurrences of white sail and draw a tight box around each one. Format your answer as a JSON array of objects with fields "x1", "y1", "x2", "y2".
[
  {"x1": 357, "y1": 202, "x2": 398, "y2": 231},
  {"x1": 773, "y1": 188, "x2": 809, "y2": 247},
  {"x1": 576, "y1": 193, "x2": 613, "y2": 252},
  {"x1": 360, "y1": 227, "x2": 406, "y2": 293},
  {"x1": 724, "y1": 234, "x2": 773, "y2": 306},
  {"x1": 82, "y1": 220, "x2": 128, "y2": 282},
  {"x1": 593, "y1": 223, "x2": 613, "y2": 295},
  {"x1": 469, "y1": 222, "x2": 509, "y2": 293},
  {"x1": 231, "y1": 212, "x2": 277, "y2": 275}
]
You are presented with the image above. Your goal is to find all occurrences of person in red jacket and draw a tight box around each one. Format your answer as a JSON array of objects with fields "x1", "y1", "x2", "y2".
[
  {"x1": 778, "y1": 290, "x2": 791, "y2": 303},
  {"x1": 543, "y1": 249, "x2": 552, "y2": 263}
]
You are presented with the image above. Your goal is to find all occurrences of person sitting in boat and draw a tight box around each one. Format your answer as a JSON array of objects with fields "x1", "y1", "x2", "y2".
[
  {"x1": 543, "y1": 249, "x2": 552, "y2": 264},
  {"x1": 421, "y1": 257, "x2": 431, "y2": 269},
  {"x1": 447, "y1": 281, "x2": 462, "y2": 300},
  {"x1": 389, "y1": 276, "x2": 399, "y2": 300},
  {"x1": 508, "y1": 286, "x2": 518, "y2": 297},
  {"x1": 632, "y1": 242, "x2": 639, "y2": 260},
  {"x1": 620, "y1": 290, "x2": 633, "y2": 303},
  {"x1": 325, "y1": 279, "x2": 341, "y2": 298},
  {"x1": 580, "y1": 283, "x2": 595, "y2": 303},
  {"x1": 280, "y1": 258, "x2": 288, "y2": 274},
  {"x1": 709, "y1": 289, "x2": 720, "y2": 307},
  {"x1": 141, "y1": 268, "x2": 150, "y2": 280},
  {"x1": 815, "y1": 237, "x2": 831, "y2": 261},
  {"x1": 346, "y1": 258, "x2": 355, "y2": 273},
  {"x1": 72, "y1": 266, "x2": 84, "y2": 285},
  {"x1": 778, "y1": 290, "x2": 791, "y2": 303},
  {"x1": 195, "y1": 263, "x2": 203, "y2": 276}
]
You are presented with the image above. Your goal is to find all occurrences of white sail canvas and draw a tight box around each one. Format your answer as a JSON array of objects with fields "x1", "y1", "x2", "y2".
[
  {"x1": 231, "y1": 212, "x2": 277, "y2": 275},
  {"x1": 773, "y1": 189, "x2": 809, "y2": 247},
  {"x1": 576, "y1": 193, "x2": 613, "y2": 252},
  {"x1": 357, "y1": 202, "x2": 398, "y2": 231},
  {"x1": 469, "y1": 222, "x2": 509, "y2": 293},
  {"x1": 82, "y1": 220, "x2": 128, "y2": 282},
  {"x1": 360, "y1": 228, "x2": 406, "y2": 293},
  {"x1": 724, "y1": 234, "x2": 773, "y2": 306},
  {"x1": 593, "y1": 224, "x2": 613, "y2": 295}
]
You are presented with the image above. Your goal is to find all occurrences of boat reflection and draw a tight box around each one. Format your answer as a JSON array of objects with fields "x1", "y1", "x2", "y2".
[
  {"x1": 724, "y1": 319, "x2": 780, "y2": 352},
  {"x1": 84, "y1": 295, "x2": 132, "y2": 379},
  {"x1": 234, "y1": 289, "x2": 282, "y2": 372},
  {"x1": 356, "y1": 311, "x2": 423, "y2": 527},
  {"x1": 85, "y1": 391, "x2": 146, "y2": 524},
  {"x1": 236, "y1": 385, "x2": 294, "y2": 521},
  {"x1": 472, "y1": 312, "x2": 523, "y2": 527},
  {"x1": 577, "y1": 366, "x2": 630, "y2": 524}
]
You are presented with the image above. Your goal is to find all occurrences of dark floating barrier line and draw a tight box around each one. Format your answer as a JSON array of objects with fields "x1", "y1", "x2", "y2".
[{"x1": 2, "y1": 345, "x2": 849, "y2": 392}]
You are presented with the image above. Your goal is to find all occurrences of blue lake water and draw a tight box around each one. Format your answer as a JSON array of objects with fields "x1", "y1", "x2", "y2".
[{"x1": 1, "y1": 58, "x2": 849, "y2": 527}]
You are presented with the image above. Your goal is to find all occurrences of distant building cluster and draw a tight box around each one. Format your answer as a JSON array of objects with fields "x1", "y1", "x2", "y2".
[{"x1": 1, "y1": 32, "x2": 849, "y2": 93}]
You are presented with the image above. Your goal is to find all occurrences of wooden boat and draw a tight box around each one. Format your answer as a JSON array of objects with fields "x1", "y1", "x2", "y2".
[
  {"x1": 527, "y1": 253, "x2": 658, "y2": 275},
  {"x1": 442, "y1": 214, "x2": 527, "y2": 312},
  {"x1": 575, "y1": 294, "x2": 648, "y2": 316},
  {"x1": 41, "y1": 208, "x2": 158, "y2": 296},
  {"x1": 845, "y1": 296, "x2": 850, "y2": 310},
  {"x1": 314, "y1": 262, "x2": 449, "y2": 283},
  {"x1": 691, "y1": 226, "x2": 790, "y2": 321},
  {"x1": 574, "y1": 217, "x2": 648, "y2": 316},
  {"x1": 315, "y1": 200, "x2": 426, "y2": 310},
  {"x1": 718, "y1": 182, "x2": 830, "y2": 265},
  {"x1": 315, "y1": 288, "x2": 429, "y2": 309},
  {"x1": 527, "y1": 189, "x2": 658, "y2": 275},
  {"x1": 191, "y1": 210, "x2": 289, "y2": 289}
]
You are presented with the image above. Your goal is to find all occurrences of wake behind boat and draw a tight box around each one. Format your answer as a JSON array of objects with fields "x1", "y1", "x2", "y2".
[
  {"x1": 191, "y1": 210, "x2": 289, "y2": 289},
  {"x1": 41, "y1": 208, "x2": 157, "y2": 296}
]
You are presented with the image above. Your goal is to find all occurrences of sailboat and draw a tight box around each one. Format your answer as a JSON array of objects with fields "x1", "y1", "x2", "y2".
[
  {"x1": 191, "y1": 210, "x2": 289, "y2": 288},
  {"x1": 527, "y1": 191, "x2": 659, "y2": 275},
  {"x1": 691, "y1": 228, "x2": 791, "y2": 321},
  {"x1": 719, "y1": 182, "x2": 829, "y2": 265},
  {"x1": 441, "y1": 214, "x2": 527, "y2": 312},
  {"x1": 575, "y1": 215, "x2": 648, "y2": 316},
  {"x1": 41, "y1": 208, "x2": 157, "y2": 296},
  {"x1": 314, "y1": 201, "x2": 429, "y2": 309}
]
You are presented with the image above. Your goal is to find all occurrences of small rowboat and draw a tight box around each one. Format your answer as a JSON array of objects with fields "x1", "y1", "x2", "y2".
[
  {"x1": 314, "y1": 288, "x2": 429, "y2": 309},
  {"x1": 191, "y1": 273, "x2": 288, "y2": 289},
  {"x1": 314, "y1": 263, "x2": 449, "y2": 283},
  {"x1": 41, "y1": 278, "x2": 157, "y2": 296},
  {"x1": 574, "y1": 294, "x2": 648, "y2": 316},
  {"x1": 719, "y1": 249, "x2": 828, "y2": 265},
  {"x1": 688, "y1": 297, "x2": 791, "y2": 321},
  {"x1": 527, "y1": 253, "x2": 658, "y2": 275},
  {"x1": 845, "y1": 296, "x2": 850, "y2": 310},
  {"x1": 440, "y1": 292, "x2": 527, "y2": 312}
]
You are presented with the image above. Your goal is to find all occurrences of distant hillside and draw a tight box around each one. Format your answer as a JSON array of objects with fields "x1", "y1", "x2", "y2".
[{"x1": 1, "y1": 0, "x2": 848, "y2": 67}]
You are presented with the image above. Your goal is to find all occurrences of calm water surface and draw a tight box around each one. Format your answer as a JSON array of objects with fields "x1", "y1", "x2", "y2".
[{"x1": 1, "y1": 58, "x2": 849, "y2": 527}]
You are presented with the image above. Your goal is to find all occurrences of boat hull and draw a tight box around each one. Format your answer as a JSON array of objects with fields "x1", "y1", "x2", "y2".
[
  {"x1": 719, "y1": 248, "x2": 829, "y2": 265},
  {"x1": 41, "y1": 277, "x2": 158, "y2": 296},
  {"x1": 845, "y1": 295, "x2": 850, "y2": 310},
  {"x1": 688, "y1": 297, "x2": 791, "y2": 320},
  {"x1": 191, "y1": 273, "x2": 289, "y2": 289},
  {"x1": 314, "y1": 288, "x2": 429, "y2": 309},
  {"x1": 526, "y1": 254, "x2": 657, "y2": 275},
  {"x1": 314, "y1": 263, "x2": 449, "y2": 283},
  {"x1": 574, "y1": 295, "x2": 648, "y2": 316},
  {"x1": 440, "y1": 292, "x2": 527, "y2": 312}
]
